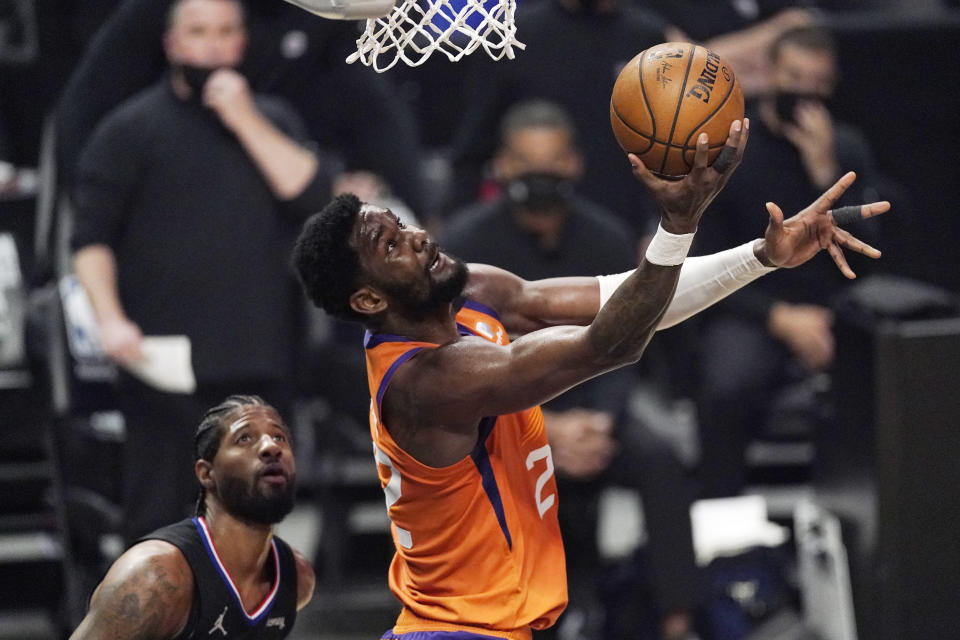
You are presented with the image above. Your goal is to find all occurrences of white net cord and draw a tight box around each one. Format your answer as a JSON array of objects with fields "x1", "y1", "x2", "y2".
[{"x1": 346, "y1": 0, "x2": 525, "y2": 72}]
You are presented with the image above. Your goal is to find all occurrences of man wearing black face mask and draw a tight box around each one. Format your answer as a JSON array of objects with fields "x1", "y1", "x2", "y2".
[
  {"x1": 445, "y1": 100, "x2": 630, "y2": 272},
  {"x1": 445, "y1": 0, "x2": 672, "y2": 237},
  {"x1": 71, "y1": 0, "x2": 335, "y2": 544},
  {"x1": 55, "y1": 0, "x2": 426, "y2": 215},
  {"x1": 762, "y1": 27, "x2": 848, "y2": 191},
  {"x1": 691, "y1": 26, "x2": 882, "y2": 499},
  {"x1": 443, "y1": 100, "x2": 703, "y2": 640},
  {"x1": 175, "y1": 63, "x2": 221, "y2": 98}
]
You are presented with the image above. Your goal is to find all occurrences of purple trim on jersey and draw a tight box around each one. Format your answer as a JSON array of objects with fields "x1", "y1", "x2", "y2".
[
  {"x1": 382, "y1": 629, "x2": 512, "y2": 639},
  {"x1": 365, "y1": 299, "x2": 496, "y2": 348},
  {"x1": 460, "y1": 298, "x2": 500, "y2": 321},
  {"x1": 192, "y1": 517, "x2": 279, "y2": 624},
  {"x1": 469, "y1": 416, "x2": 512, "y2": 551},
  {"x1": 375, "y1": 347, "x2": 424, "y2": 414},
  {"x1": 365, "y1": 330, "x2": 415, "y2": 349}
]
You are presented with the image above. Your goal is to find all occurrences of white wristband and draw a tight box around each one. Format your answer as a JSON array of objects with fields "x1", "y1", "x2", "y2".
[{"x1": 644, "y1": 224, "x2": 695, "y2": 266}]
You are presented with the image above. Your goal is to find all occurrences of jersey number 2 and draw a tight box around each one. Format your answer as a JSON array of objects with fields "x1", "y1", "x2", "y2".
[
  {"x1": 525, "y1": 444, "x2": 556, "y2": 518},
  {"x1": 373, "y1": 443, "x2": 413, "y2": 549}
]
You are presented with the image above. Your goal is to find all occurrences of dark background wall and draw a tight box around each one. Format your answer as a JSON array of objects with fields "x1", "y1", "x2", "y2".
[{"x1": 829, "y1": 11, "x2": 960, "y2": 292}]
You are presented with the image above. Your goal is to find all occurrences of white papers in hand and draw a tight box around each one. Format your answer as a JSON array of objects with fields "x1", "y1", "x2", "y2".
[
  {"x1": 690, "y1": 495, "x2": 790, "y2": 566},
  {"x1": 122, "y1": 336, "x2": 196, "y2": 394}
]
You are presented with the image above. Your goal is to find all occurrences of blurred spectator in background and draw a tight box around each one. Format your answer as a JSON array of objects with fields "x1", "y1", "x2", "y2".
[
  {"x1": 645, "y1": 1, "x2": 817, "y2": 98},
  {"x1": 691, "y1": 25, "x2": 882, "y2": 499},
  {"x1": 443, "y1": 100, "x2": 700, "y2": 640},
  {"x1": 441, "y1": 0, "x2": 830, "y2": 244},
  {"x1": 63, "y1": 0, "x2": 122, "y2": 45},
  {"x1": 0, "y1": 0, "x2": 39, "y2": 65},
  {"x1": 0, "y1": 0, "x2": 85, "y2": 173},
  {"x1": 0, "y1": 107, "x2": 14, "y2": 195},
  {"x1": 445, "y1": 0, "x2": 670, "y2": 239},
  {"x1": 56, "y1": 0, "x2": 425, "y2": 214},
  {"x1": 70, "y1": 0, "x2": 333, "y2": 544},
  {"x1": 646, "y1": 0, "x2": 952, "y2": 100}
]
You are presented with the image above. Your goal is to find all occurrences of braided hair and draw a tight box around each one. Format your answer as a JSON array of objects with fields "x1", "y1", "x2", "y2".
[{"x1": 193, "y1": 395, "x2": 267, "y2": 517}]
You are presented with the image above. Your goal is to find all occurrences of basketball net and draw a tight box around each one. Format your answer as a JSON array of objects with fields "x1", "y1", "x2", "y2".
[{"x1": 282, "y1": 0, "x2": 524, "y2": 73}]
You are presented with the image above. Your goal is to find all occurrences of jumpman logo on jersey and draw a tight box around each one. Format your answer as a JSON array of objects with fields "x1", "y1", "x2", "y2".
[{"x1": 208, "y1": 606, "x2": 228, "y2": 636}]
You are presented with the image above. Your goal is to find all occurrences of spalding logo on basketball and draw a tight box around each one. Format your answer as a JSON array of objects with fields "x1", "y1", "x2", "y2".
[{"x1": 610, "y1": 42, "x2": 744, "y2": 177}]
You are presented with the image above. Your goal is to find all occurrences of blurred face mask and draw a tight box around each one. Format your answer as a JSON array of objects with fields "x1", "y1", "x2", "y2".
[
  {"x1": 174, "y1": 63, "x2": 222, "y2": 99},
  {"x1": 505, "y1": 172, "x2": 575, "y2": 213},
  {"x1": 773, "y1": 91, "x2": 828, "y2": 125}
]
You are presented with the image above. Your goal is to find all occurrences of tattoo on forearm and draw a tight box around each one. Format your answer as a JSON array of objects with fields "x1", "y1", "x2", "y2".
[{"x1": 588, "y1": 263, "x2": 680, "y2": 362}]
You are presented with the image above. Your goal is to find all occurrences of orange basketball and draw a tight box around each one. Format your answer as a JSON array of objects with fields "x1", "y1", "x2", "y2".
[{"x1": 610, "y1": 42, "x2": 744, "y2": 177}]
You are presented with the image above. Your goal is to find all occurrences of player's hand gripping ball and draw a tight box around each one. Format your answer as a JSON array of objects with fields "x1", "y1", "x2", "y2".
[{"x1": 611, "y1": 42, "x2": 744, "y2": 177}]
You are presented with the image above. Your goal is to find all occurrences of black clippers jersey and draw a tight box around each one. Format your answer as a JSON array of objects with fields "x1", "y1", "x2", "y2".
[{"x1": 142, "y1": 517, "x2": 298, "y2": 639}]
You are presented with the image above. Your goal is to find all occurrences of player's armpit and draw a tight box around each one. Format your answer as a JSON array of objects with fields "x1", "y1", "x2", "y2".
[
  {"x1": 69, "y1": 541, "x2": 193, "y2": 640},
  {"x1": 510, "y1": 276, "x2": 603, "y2": 331},
  {"x1": 463, "y1": 264, "x2": 601, "y2": 334}
]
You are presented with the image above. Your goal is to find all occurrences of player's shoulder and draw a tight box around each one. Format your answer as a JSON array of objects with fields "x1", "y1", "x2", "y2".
[
  {"x1": 81, "y1": 539, "x2": 194, "y2": 638},
  {"x1": 111, "y1": 539, "x2": 194, "y2": 586},
  {"x1": 288, "y1": 545, "x2": 316, "y2": 610}
]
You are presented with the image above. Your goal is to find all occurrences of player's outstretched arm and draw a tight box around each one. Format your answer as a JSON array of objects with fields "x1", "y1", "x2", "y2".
[
  {"x1": 484, "y1": 170, "x2": 887, "y2": 335},
  {"x1": 70, "y1": 541, "x2": 193, "y2": 640},
  {"x1": 396, "y1": 122, "x2": 749, "y2": 426},
  {"x1": 603, "y1": 172, "x2": 888, "y2": 329},
  {"x1": 466, "y1": 119, "x2": 751, "y2": 334},
  {"x1": 461, "y1": 265, "x2": 601, "y2": 333}
]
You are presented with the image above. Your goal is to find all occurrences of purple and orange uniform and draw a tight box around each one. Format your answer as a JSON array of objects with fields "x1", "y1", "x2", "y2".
[{"x1": 365, "y1": 299, "x2": 568, "y2": 640}]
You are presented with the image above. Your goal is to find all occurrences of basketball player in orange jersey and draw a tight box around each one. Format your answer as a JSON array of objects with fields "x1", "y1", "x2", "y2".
[{"x1": 293, "y1": 120, "x2": 887, "y2": 640}]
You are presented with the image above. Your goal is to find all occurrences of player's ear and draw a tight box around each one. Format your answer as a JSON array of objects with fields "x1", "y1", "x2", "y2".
[
  {"x1": 350, "y1": 285, "x2": 387, "y2": 316},
  {"x1": 196, "y1": 459, "x2": 214, "y2": 490}
]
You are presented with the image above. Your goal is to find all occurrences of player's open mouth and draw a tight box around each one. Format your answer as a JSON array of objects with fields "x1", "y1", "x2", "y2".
[
  {"x1": 428, "y1": 251, "x2": 441, "y2": 272},
  {"x1": 259, "y1": 464, "x2": 288, "y2": 484}
]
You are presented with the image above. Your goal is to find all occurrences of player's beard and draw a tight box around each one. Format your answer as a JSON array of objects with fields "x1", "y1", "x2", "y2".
[
  {"x1": 428, "y1": 255, "x2": 469, "y2": 307},
  {"x1": 217, "y1": 471, "x2": 296, "y2": 525},
  {"x1": 386, "y1": 254, "x2": 469, "y2": 316}
]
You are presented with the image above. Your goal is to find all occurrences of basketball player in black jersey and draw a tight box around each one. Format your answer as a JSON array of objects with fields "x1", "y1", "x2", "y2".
[{"x1": 70, "y1": 395, "x2": 315, "y2": 639}]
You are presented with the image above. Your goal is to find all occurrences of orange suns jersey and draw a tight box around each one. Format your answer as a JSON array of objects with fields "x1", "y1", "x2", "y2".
[{"x1": 364, "y1": 298, "x2": 567, "y2": 639}]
